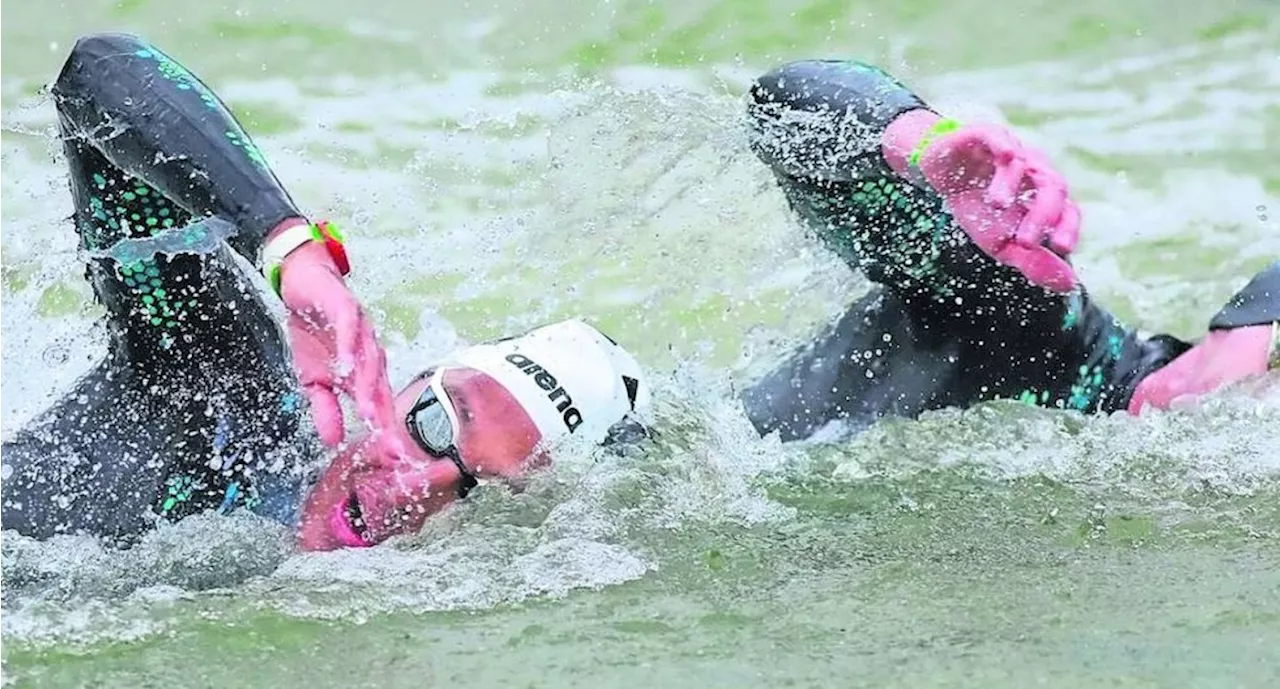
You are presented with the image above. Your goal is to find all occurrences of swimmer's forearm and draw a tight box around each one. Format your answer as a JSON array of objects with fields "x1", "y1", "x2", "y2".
[{"x1": 52, "y1": 33, "x2": 301, "y2": 260}]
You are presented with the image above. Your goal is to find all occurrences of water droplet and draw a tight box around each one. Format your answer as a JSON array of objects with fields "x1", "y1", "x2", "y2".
[{"x1": 42, "y1": 342, "x2": 71, "y2": 366}]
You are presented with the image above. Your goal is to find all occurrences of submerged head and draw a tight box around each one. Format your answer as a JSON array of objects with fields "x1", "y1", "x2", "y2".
[{"x1": 298, "y1": 319, "x2": 649, "y2": 550}]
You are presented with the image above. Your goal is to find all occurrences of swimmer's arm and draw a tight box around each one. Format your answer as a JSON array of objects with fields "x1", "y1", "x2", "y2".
[
  {"x1": 52, "y1": 32, "x2": 303, "y2": 260},
  {"x1": 54, "y1": 34, "x2": 400, "y2": 449}
]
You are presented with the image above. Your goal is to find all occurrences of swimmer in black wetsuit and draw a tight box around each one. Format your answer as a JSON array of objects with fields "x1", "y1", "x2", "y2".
[
  {"x1": 0, "y1": 33, "x2": 650, "y2": 550},
  {"x1": 2, "y1": 37, "x2": 1274, "y2": 550},
  {"x1": 738, "y1": 60, "x2": 1279, "y2": 441}
]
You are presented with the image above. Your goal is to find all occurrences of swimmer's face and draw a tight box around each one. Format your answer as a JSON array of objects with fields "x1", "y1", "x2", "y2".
[{"x1": 297, "y1": 367, "x2": 544, "y2": 551}]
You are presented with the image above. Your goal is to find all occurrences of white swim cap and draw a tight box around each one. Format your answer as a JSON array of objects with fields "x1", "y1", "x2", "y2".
[{"x1": 448, "y1": 319, "x2": 650, "y2": 445}]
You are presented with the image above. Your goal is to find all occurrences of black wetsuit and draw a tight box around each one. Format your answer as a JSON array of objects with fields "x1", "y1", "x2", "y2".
[
  {"x1": 739, "y1": 60, "x2": 1279, "y2": 440},
  {"x1": 1, "y1": 33, "x2": 319, "y2": 541}
]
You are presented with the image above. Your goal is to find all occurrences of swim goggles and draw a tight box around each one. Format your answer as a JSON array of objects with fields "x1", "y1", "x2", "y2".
[{"x1": 405, "y1": 368, "x2": 480, "y2": 499}]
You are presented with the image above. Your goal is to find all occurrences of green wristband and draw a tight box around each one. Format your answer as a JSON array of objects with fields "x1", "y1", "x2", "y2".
[
  {"x1": 262, "y1": 221, "x2": 347, "y2": 296},
  {"x1": 908, "y1": 117, "x2": 962, "y2": 168}
]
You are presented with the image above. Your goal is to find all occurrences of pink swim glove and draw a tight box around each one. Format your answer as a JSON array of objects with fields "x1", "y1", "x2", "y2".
[
  {"x1": 1128, "y1": 324, "x2": 1274, "y2": 413},
  {"x1": 271, "y1": 224, "x2": 405, "y2": 455},
  {"x1": 883, "y1": 110, "x2": 1080, "y2": 293}
]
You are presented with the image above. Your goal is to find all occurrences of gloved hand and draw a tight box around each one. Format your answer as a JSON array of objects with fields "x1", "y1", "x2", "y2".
[
  {"x1": 883, "y1": 111, "x2": 1080, "y2": 293},
  {"x1": 1128, "y1": 324, "x2": 1274, "y2": 413},
  {"x1": 275, "y1": 235, "x2": 405, "y2": 455}
]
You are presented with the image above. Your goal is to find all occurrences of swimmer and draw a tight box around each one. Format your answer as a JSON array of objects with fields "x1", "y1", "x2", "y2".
[{"x1": 0, "y1": 33, "x2": 649, "y2": 550}]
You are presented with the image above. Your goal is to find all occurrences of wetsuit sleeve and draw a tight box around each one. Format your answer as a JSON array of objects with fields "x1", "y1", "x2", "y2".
[
  {"x1": 51, "y1": 32, "x2": 300, "y2": 260},
  {"x1": 758, "y1": 150, "x2": 1191, "y2": 433},
  {"x1": 749, "y1": 59, "x2": 1082, "y2": 315},
  {"x1": 742, "y1": 280, "x2": 1191, "y2": 441},
  {"x1": 52, "y1": 34, "x2": 298, "y2": 359},
  {"x1": 743, "y1": 60, "x2": 1193, "y2": 439},
  {"x1": 773, "y1": 162, "x2": 1076, "y2": 318},
  {"x1": 0, "y1": 34, "x2": 321, "y2": 540},
  {"x1": 1209, "y1": 261, "x2": 1280, "y2": 330}
]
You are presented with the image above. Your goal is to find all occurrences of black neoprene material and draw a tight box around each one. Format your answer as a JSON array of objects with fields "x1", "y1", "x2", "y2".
[
  {"x1": 1, "y1": 34, "x2": 318, "y2": 541},
  {"x1": 1209, "y1": 262, "x2": 1280, "y2": 330}
]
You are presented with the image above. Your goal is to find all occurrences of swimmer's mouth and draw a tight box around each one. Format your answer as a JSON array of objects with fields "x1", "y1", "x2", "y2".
[{"x1": 342, "y1": 492, "x2": 373, "y2": 546}]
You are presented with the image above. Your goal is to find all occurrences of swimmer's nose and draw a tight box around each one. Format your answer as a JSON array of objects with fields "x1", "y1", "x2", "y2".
[{"x1": 746, "y1": 60, "x2": 927, "y2": 182}]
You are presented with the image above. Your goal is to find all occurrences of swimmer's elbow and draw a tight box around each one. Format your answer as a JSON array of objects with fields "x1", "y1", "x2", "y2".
[{"x1": 56, "y1": 33, "x2": 150, "y2": 92}]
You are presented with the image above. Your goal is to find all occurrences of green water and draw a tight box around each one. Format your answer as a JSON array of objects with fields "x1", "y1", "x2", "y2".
[{"x1": 3, "y1": 1, "x2": 1279, "y2": 687}]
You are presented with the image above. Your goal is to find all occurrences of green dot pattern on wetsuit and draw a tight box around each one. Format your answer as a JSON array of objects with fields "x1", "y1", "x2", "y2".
[
  {"x1": 784, "y1": 173, "x2": 960, "y2": 299},
  {"x1": 1017, "y1": 294, "x2": 1129, "y2": 412},
  {"x1": 83, "y1": 170, "x2": 197, "y2": 343},
  {"x1": 787, "y1": 168, "x2": 1128, "y2": 415},
  {"x1": 770, "y1": 58, "x2": 1139, "y2": 416},
  {"x1": 159, "y1": 473, "x2": 263, "y2": 518},
  {"x1": 132, "y1": 45, "x2": 270, "y2": 168},
  {"x1": 80, "y1": 169, "x2": 297, "y2": 522}
]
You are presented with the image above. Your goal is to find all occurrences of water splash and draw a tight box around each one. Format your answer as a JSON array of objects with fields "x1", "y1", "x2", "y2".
[{"x1": 83, "y1": 216, "x2": 239, "y2": 265}]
